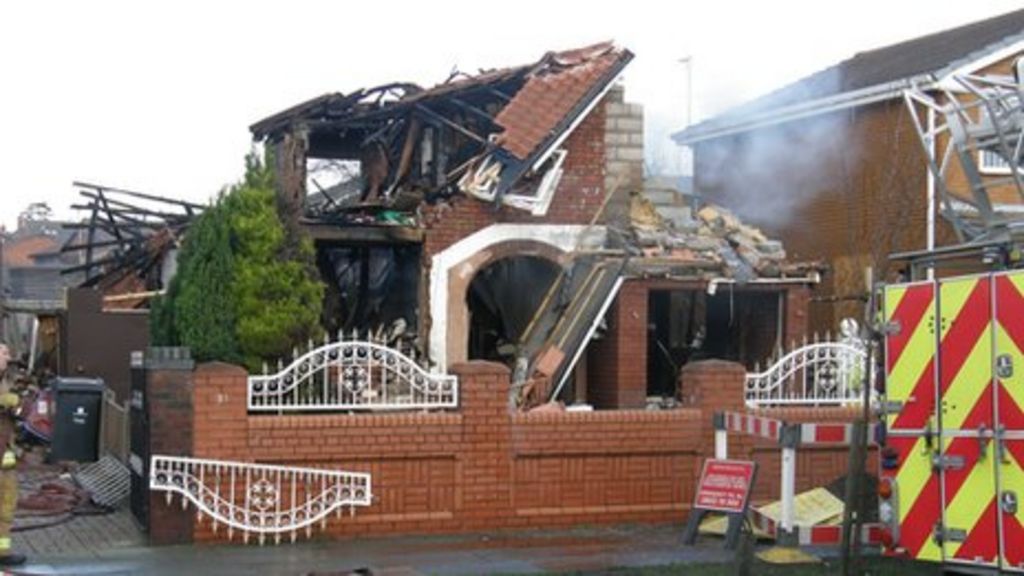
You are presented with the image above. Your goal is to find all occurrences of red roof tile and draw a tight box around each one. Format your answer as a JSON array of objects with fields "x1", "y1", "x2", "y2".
[
  {"x1": 495, "y1": 42, "x2": 630, "y2": 161},
  {"x1": 3, "y1": 235, "x2": 59, "y2": 267}
]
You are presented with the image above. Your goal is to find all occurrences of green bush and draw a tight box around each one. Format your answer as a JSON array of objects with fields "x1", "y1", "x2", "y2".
[{"x1": 152, "y1": 149, "x2": 324, "y2": 371}]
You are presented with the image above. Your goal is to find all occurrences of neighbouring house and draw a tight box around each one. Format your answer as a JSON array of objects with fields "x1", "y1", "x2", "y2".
[
  {"x1": 673, "y1": 9, "x2": 1024, "y2": 331},
  {"x1": 1, "y1": 189, "x2": 195, "y2": 399},
  {"x1": 250, "y1": 41, "x2": 822, "y2": 409},
  {"x1": 1, "y1": 219, "x2": 87, "y2": 372}
]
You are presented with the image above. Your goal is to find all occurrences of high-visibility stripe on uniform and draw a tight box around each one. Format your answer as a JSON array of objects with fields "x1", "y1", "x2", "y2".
[{"x1": 885, "y1": 283, "x2": 937, "y2": 431}]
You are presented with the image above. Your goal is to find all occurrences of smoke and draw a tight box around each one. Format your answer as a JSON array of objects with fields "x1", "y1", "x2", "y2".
[{"x1": 693, "y1": 68, "x2": 858, "y2": 230}]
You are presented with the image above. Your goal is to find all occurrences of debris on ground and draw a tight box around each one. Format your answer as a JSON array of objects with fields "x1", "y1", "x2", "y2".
[{"x1": 699, "y1": 487, "x2": 846, "y2": 541}]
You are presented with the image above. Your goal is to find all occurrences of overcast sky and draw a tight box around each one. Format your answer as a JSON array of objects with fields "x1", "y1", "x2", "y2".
[{"x1": 1, "y1": 1, "x2": 1020, "y2": 229}]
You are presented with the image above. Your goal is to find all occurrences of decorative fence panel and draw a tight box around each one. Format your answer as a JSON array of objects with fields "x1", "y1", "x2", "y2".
[
  {"x1": 149, "y1": 455, "x2": 372, "y2": 544},
  {"x1": 745, "y1": 324, "x2": 876, "y2": 408},
  {"x1": 248, "y1": 337, "x2": 457, "y2": 412}
]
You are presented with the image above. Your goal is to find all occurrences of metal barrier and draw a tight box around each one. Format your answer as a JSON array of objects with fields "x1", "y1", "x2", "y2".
[
  {"x1": 248, "y1": 337, "x2": 458, "y2": 412},
  {"x1": 149, "y1": 455, "x2": 372, "y2": 544},
  {"x1": 714, "y1": 411, "x2": 882, "y2": 545}
]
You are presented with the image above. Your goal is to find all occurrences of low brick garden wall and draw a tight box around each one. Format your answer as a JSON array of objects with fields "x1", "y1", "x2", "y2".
[{"x1": 145, "y1": 359, "x2": 871, "y2": 544}]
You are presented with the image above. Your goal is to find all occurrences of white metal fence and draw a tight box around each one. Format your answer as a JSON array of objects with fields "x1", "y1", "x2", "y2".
[
  {"x1": 745, "y1": 323, "x2": 875, "y2": 408},
  {"x1": 247, "y1": 336, "x2": 458, "y2": 412},
  {"x1": 149, "y1": 455, "x2": 372, "y2": 544}
]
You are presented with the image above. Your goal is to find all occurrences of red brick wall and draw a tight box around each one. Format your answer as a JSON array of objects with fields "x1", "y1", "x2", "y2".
[
  {"x1": 421, "y1": 97, "x2": 608, "y2": 258},
  {"x1": 693, "y1": 101, "x2": 931, "y2": 332},
  {"x1": 587, "y1": 279, "x2": 648, "y2": 409},
  {"x1": 588, "y1": 280, "x2": 811, "y2": 409},
  {"x1": 151, "y1": 358, "x2": 869, "y2": 544},
  {"x1": 146, "y1": 361, "x2": 195, "y2": 545}
]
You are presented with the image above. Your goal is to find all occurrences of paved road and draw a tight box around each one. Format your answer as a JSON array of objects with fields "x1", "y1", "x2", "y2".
[{"x1": 10, "y1": 524, "x2": 737, "y2": 576}]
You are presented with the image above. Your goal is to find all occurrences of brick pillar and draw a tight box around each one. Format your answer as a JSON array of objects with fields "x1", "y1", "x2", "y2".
[
  {"x1": 587, "y1": 279, "x2": 648, "y2": 409},
  {"x1": 145, "y1": 347, "x2": 195, "y2": 545},
  {"x1": 191, "y1": 363, "x2": 249, "y2": 461},
  {"x1": 784, "y1": 286, "x2": 811, "y2": 347},
  {"x1": 678, "y1": 360, "x2": 746, "y2": 458},
  {"x1": 450, "y1": 361, "x2": 512, "y2": 529}
]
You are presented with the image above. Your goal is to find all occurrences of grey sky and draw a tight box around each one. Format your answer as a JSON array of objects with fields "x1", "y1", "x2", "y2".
[{"x1": 1, "y1": 0, "x2": 1020, "y2": 228}]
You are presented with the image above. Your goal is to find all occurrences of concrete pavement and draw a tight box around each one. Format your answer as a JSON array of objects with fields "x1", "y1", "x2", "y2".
[{"x1": 10, "y1": 524, "x2": 737, "y2": 576}]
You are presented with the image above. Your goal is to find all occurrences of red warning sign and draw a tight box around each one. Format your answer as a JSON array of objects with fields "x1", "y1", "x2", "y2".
[{"x1": 693, "y1": 459, "x2": 756, "y2": 514}]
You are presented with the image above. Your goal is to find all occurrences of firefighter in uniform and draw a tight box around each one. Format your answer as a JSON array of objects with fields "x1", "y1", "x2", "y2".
[{"x1": 0, "y1": 344, "x2": 26, "y2": 567}]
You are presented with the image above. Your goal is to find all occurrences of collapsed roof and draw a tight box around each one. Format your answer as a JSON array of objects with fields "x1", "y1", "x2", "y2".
[
  {"x1": 512, "y1": 189, "x2": 824, "y2": 408},
  {"x1": 61, "y1": 182, "x2": 202, "y2": 308},
  {"x1": 250, "y1": 42, "x2": 633, "y2": 218}
]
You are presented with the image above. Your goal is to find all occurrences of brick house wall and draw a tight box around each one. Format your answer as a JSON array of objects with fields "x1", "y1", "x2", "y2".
[
  {"x1": 145, "y1": 358, "x2": 865, "y2": 544},
  {"x1": 420, "y1": 94, "x2": 614, "y2": 259},
  {"x1": 587, "y1": 279, "x2": 811, "y2": 409},
  {"x1": 694, "y1": 101, "x2": 934, "y2": 332},
  {"x1": 692, "y1": 52, "x2": 1023, "y2": 333}
]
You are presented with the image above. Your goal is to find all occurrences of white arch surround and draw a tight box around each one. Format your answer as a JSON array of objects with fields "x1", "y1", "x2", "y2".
[{"x1": 427, "y1": 224, "x2": 607, "y2": 370}]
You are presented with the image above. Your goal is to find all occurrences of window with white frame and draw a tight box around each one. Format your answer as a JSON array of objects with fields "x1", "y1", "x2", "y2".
[
  {"x1": 978, "y1": 149, "x2": 1021, "y2": 175},
  {"x1": 979, "y1": 149, "x2": 1012, "y2": 174}
]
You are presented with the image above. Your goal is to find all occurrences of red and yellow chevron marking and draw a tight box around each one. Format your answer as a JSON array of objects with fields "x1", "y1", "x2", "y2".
[
  {"x1": 996, "y1": 271, "x2": 1024, "y2": 571},
  {"x1": 938, "y1": 277, "x2": 994, "y2": 432},
  {"x1": 885, "y1": 282, "x2": 937, "y2": 431},
  {"x1": 941, "y1": 435, "x2": 998, "y2": 566},
  {"x1": 884, "y1": 434, "x2": 941, "y2": 562},
  {"x1": 1000, "y1": 440, "x2": 1024, "y2": 570},
  {"x1": 996, "y1": 273, "x2": 1024, "y2": 431}
]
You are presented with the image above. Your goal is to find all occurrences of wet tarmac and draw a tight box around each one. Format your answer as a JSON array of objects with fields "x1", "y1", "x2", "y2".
[{"x1": 10, "y1": 524, "x2": 738, "y2": 575}]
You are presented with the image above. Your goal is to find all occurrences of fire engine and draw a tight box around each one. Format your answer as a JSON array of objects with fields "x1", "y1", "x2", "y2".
[{"x1": 877, "y1": 64, "x2": 1024, "y2": 572}]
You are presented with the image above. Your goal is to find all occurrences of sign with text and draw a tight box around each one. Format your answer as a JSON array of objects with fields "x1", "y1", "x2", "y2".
[{"x1": 693, "y1": 458, "x2": 757, "y2": 514}]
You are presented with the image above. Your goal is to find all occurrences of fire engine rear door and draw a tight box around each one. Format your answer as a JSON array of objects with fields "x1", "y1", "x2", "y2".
[
  {"x1": 937, "y1": 275, "x2": 998, "y2": 568},
  {"x1": 994, "y1": 270, "x2": 1024, "y2": 573},
  {"x1": 882, "y1": 280, "x2": 941, "y2": 562}
]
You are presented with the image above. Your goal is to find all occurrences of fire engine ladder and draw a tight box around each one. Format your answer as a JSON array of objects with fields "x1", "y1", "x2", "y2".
[{"x1": 904, "y1": 72, "x2": 1024, "y2": 247}]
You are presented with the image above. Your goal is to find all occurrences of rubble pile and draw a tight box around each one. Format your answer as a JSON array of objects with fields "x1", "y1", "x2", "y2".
[{"x1": 627, "y1": 192, "x2": 817, "y2": 281}]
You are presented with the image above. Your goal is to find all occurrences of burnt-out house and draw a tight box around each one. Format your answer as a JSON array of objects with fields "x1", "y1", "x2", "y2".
[{"x1": 250, "y1": 42, "x2": 822, "y2": 410}]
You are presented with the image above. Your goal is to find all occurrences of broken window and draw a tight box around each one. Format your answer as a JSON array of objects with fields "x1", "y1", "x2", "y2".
[
  {"x1": 646, "y1": 288, "x2": 784, "y2": 397},
  {"x1": 306, "y1": 159, "x2": 362, "y2": 216},
  {"x1": 317, "y1": 243, "x2": 421, "y2": 339},
  {"x1": 466, "y1": 256, "x2": 560, "y2": 362}
]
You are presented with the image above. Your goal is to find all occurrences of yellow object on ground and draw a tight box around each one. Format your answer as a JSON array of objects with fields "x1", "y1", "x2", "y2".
[
  {"x1": 754, "y1": 487, "x2": 845, "y2": 527},
  {"x1": 698, "y1": 488, "x2": 845, "y2": 541},
  {"x1": 698, "y1": 514, "x2": 771, "y2": 539},
  {"x1": 756, "y1": 546, "x2": 822, "y2": 564}
]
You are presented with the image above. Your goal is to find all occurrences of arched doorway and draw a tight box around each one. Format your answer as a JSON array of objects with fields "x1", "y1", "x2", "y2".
[{"x1": 466, "y1": 255, "x2": 561, "y2": 362}]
